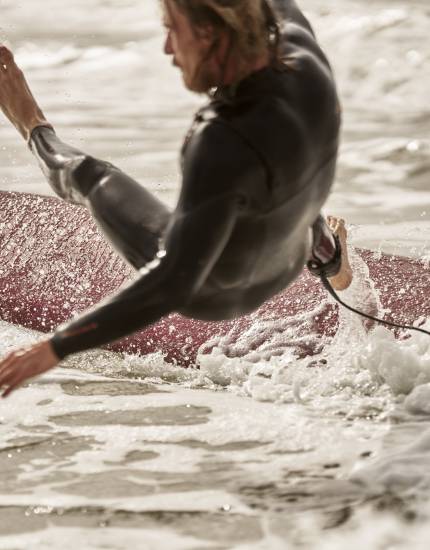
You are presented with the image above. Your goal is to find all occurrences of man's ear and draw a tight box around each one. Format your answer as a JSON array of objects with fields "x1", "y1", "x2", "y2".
[{"x1": 196, "y1": 24, "x2": 216, "y2": 45}]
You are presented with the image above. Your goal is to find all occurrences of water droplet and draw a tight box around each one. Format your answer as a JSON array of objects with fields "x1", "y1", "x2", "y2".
[
  {"x1": 406, "y1": 140, "x2": 420, "y2": 153},
  {"x1": 406, "y1": 50, "x2": 422, "y2": 66}
]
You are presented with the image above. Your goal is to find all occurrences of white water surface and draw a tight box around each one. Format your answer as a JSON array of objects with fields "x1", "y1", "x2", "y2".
[{"x1": 0, "y1": 0, "x2": 429, "y2": 548}]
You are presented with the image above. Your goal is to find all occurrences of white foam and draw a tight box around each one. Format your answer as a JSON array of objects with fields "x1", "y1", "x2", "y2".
[
  {"x1": 0, "y1": 526, "x2": 215, "y2": 550},
  {"x1": 0, "y1": 0, "x2": 430, "y2": 545}
]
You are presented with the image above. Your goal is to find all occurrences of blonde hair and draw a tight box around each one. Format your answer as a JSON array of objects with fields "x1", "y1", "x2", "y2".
[{"x1": 167, "y1": 0, "x2": 280, "y2": 63}]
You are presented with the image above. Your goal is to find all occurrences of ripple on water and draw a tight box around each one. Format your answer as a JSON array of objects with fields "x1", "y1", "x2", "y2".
[
  {"x1": 48, "y1": 405, "x2": 212, "y2": 427},
  {"x1": 60, "y1": 380, "x2": 169, "y2": 397}
]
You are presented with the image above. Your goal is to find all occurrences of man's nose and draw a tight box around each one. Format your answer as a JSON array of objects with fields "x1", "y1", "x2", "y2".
[{"x1": 164, "y1": 32, "x2": 173, "y2": 55}]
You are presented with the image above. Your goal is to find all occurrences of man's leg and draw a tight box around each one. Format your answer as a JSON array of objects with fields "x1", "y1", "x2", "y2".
[
  {"x1": 30, "y1": 126, "x2": 171, "y2": 269},
  {"x1": 310, "y1": 215, "x2": 353, "y2": 290},
  {"x1": 326, "y1": 216, "x2": 353, "y2": 290}
]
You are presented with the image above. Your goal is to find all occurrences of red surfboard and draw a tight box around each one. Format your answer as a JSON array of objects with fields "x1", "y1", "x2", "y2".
[{"x1": 0, "y1": 191, "x2": 428, "y2": 366}]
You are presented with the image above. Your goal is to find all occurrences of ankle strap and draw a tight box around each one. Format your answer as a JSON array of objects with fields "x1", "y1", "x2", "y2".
[{"x1": 307, "y1": 234, "x2": 342, "y2": 278}]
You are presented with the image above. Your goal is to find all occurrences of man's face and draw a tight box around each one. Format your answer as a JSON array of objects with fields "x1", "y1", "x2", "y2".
[{"x1": 162, "y1": 1, "x2": 217, "y2": 93}]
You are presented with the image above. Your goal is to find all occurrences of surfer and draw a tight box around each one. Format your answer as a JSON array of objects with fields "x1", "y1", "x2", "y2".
[{"x1": 0, "y1": 0, "x2": 352, "y2": 396}]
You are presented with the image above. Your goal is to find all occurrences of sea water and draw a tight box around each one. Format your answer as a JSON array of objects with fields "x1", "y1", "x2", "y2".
[{"x1": 0, "y1": 0, "x2": 429, "y2": 548}]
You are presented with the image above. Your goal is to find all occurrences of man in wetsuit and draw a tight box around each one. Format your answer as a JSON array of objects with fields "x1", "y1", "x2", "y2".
[{"x1": 0, "y1": 0, "x2": 352, "y2": 396}]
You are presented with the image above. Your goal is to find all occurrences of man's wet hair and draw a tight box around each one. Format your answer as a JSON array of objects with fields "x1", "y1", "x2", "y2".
[{"x1": 165, "y1": 0, "x2": 281, "y2": 64}]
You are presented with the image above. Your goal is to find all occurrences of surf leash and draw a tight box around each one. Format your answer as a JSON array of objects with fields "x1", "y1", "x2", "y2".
[
  {"x1": 307, "y1": 236, "x2": 430, "y2": 337},
  {"x1": 320, "y1": 275, "x2": 430, "y2": 337}
]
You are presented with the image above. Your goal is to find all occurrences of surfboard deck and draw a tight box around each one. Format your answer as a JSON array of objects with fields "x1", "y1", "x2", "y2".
[{"x1": 0, "y1": 190, "x2": 428, "y2": 366}]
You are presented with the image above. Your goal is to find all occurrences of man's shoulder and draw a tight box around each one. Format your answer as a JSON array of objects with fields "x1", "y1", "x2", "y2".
[
  {"x1": 181, "y1": 94, "x2": 308, "y2": 201},
  {"x1": 279, "y1": 21, "x2": 334, "y2": 83},
  {"x1": 185, "y1": 97, "x2": 302, "y2": 170},
  {"x1": 181, "y1": 111, "x2": 269, "y2": 192},
  {"x1": 272, "y1": 0, "x2": 315, "y2": 34},
  {"x1": 183, "y1": 107, "x2": 256, "y2": 159},
  {"x1": 272, "y1": 1, "x2": 334, "y2": 84}
]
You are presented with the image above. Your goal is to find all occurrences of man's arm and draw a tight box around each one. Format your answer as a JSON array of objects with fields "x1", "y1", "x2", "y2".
[
  {"x1": 50, "y1": 189, "x2": 244, "y2": 358},
  {"x1": 0, "y1": 119, "x2": 267, "y2": 396},
  {"x1": 0, "y1": 189, "x2": 244, "y2": 396},
  {"x1": 50, "y1": 120, "x2": 267, "y2": 358}
]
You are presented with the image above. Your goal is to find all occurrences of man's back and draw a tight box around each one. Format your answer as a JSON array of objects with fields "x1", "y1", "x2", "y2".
[{"x1": 179, "y1": 8, "x2": 341, "y2": 319}]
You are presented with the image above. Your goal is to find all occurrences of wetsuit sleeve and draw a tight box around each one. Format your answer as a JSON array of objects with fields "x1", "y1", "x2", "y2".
[
  {"x1": 50, "y1": 122, "x2": 267, "y2": 359},
  {"x1": 50, "y1": 193, "x2": 241, "y2": 358}
]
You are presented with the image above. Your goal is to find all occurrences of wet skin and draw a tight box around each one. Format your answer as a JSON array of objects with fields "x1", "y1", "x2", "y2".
[{"x1": 0, "y1": 45, "x2": 51, "y2": 140}]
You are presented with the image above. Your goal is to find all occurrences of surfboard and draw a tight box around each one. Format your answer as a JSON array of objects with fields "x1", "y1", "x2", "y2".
[{"x1": 0, "y1": 190, "x2": 428, "y2": 366}]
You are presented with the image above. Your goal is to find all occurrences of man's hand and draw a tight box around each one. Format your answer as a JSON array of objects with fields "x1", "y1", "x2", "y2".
[
  {"x1": 0, "y1": 340, "x2": 60, "y2": 397},
  {"x1": 0, "y1": 44, "x2": 52, "y2": 141}
]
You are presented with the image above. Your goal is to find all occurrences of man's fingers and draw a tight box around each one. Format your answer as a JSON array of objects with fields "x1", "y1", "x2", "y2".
[
  {"x1": 0, "y1": 45, "x2": 14, "y2": 64},
  {"x1": 0, "y1": 351, "x2": 31, "y2": 385},
  {"x1": 0, "y1": 362, "x2": 15, "y2": 379},
  {"x1": 0, "y1": 351, "x2": 26, "y2": 373},
  {"x1": 0, "y1": 359, "x2": 13, "y2": 374},
  {"x1": 0, "y1": 366, "x2": 20, "y2": 387},
  {"x1": 0, "y1": 367, "x2": 25, "y2": 396},
  {"x1": 1, "y1": 364, "x2": 37, "y2": 398},
  {"x1": 0, "y1": 342, "x2": 59, "y2": 397},
  {"x1": 2, "y1": 387, "x2": 13, "y2": 398},
  {"x1": 2, "y1": 375, "x2": 23, "y2": 398}
]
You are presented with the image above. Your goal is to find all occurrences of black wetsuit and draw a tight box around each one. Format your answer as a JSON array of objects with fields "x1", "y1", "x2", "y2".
[{"x1": 29, "y1": 0, "x2": 341, "y2": 359}]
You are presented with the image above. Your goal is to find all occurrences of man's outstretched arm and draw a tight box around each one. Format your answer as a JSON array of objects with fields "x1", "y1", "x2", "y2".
[
  {"x1": 49, "y1": 117, "x2": 267, "y2": 358},
  {"x1": 0, "y1": 190, "x2": 243, "y2": 395},
  {"x1": 0, "y1": 97, "x2": 267, "y2": 395},
  {"x1": 50, "y1": 189, "x2": 246, "y2": 358}
]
